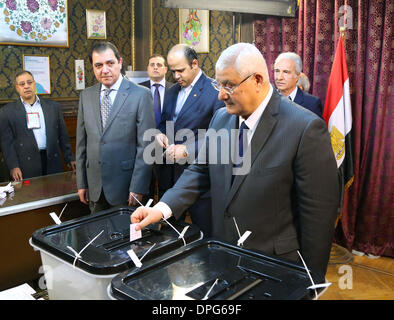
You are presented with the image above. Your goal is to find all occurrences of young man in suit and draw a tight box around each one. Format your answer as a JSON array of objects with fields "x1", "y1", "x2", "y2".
[
  {"x1": 131, "y1": 43, "x2": 339, "y2": 282},
  {"x1": 139, "y1": 54, "x2": 173, "y2": 128},
  {"x1": 274, "y1": 52, "x2": 323, "y2": 118},
  {"x1": 0, "y1": 70, "x2": 75, "y2": 181},
  {"x1": 155, "y1": 44, "x2": 225, "y2": 237},
  {"x1": 76, "y1": 42, "x2": 155, "y2": 213}
]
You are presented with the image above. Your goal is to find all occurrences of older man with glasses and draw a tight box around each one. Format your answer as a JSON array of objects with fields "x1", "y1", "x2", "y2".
[
  {"x1": 0, "y1": 70, "x2": 75, "y2": 181},
  {"x1": 132, "y1": 43, "x2": 340, "y2": 283}
]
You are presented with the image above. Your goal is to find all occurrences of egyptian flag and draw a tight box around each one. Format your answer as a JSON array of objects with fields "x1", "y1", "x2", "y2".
[{"x1": 323, "y1": 36, "x2": 354, "y2": 216}]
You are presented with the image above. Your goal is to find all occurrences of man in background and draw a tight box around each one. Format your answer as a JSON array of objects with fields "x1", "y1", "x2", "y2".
[
  {"x1": 156, "y1": 44, "x2": 224, "y2": 236},
  {"x1": 76, "y1": 41, "x2": 155, "y2": 213},
  {"x1": 0, "y1": 70, "x2": 75, "y2": 181},
  {"x1": 274, "y1": 52, "x2": 323, "y2": 118},
  {"x1": 139, "y1": 54, "x2": 173, "y2": 128}
]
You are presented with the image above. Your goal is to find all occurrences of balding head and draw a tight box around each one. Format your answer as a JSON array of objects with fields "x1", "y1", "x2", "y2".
[{"x1": 216, "y1": 42, "x2": 270, "y2": 82}]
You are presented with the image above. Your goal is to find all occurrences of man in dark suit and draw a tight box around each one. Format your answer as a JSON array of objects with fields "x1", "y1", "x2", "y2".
[
  {"x1": 0, "y1": 70, "x2": 75, "y2": 181},
  {"x1": 274, "y1": 52, "x2": 323, "y2": 118},
  {"x1": 76, "y1": 42, "x2": 155, "y2": 213},
  {"x1": 132, "y1": 43, "x2": 339, "y2": 282},
  {"x1": 155, "y1": 44, "x2": 224, "y2": 236},
  {"x1": 139, "y1": 54, "x2": 173, "y2": 128}
]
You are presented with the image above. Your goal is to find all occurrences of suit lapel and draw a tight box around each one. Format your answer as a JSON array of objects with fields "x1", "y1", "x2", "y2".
[
  {"x1": 293, "y1": 88, "x2": 304, "y2": 105},
  {"x1": 174, "y1": 73, "x2": 205, "y2": 125},
  {"x1": 16, "y1": 100, "x2": 39, "y2": 151},
  {"x1": 102, "y1": 79, "x2": 129, "y2": 134},
  {"x1": 224, "y1": 92, "x2": 280, "y2": 210},
  {"x1": 223, "y1": 115, "x2": 237, "y2": 196}
]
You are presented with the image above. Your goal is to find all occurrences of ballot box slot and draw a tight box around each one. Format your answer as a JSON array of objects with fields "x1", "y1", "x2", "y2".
[
  {"x1": 98, "y1": 229, "x2": 161, "y2": 251},
  {"x1": 185, "y1": 265, "x2": 277, "y2": 300}
]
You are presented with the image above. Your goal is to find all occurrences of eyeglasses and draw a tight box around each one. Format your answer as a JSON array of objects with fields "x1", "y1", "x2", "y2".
[
  {"x1": 17, "y1": 80, "x2": 34, "y2": 87},
  {"x1": 211, "y1": 73, "x2": 255, "y2": 95}
]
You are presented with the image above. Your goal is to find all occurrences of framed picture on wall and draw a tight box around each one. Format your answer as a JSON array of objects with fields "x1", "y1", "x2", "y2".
[
  {"x1": 23, "y1": 55, "x2": 51, "y2": 94},
  {"x1": 0, "y1": 0, "x2": 69, "y2": 47},
  {"x1": 86, "y1": 9, "x2": 106, "y2": 40},
  {"x1": 179, "y1": 9, "x2": 209, "y2": 53}
]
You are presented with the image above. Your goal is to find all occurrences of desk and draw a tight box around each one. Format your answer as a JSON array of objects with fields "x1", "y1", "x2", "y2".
[{"x1": 0, "y1": 172, "x2": 90, "y2": 290}]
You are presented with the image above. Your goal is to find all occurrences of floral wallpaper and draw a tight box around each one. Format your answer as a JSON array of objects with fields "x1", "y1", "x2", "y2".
[{"x1": 0, "y1": 0, "x2": 131, "y2": 101}]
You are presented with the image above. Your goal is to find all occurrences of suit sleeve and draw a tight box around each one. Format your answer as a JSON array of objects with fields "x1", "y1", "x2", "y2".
[
  {"x1": 294, "y1": 117, "x2": 340, "y2": 281},
  {"x1": 160, "y1": 110, "x2": 221, "y2": 219},
  {"x1": 129, "y1": 89, "x2": 155, "y2": 194},
  {"x1": 75, "y1": 94, "x2": 88, "y2": 189},
  {"x1": 0, "y1": 107, "x2": 19, "y2": 170},
  {"x1": 54, "y1": 101, "x2": 75, "y2": 164}
]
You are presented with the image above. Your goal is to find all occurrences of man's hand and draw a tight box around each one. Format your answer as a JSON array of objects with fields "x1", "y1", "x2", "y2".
[
  {"x1": 67, "y1": 161, "x2": 77, "y2": 172},
  {"x1": 10, "y1": 168, "x2": 23, "y2": 181},
  {"x1": 131, "y1": 206, "x2": 163, "y2": 231},
  {"x1": 165, "y1": 144, "x2": 188, "y2": 161},
  {"x1": 155, "y1": 133, "x2": 169, "y2": 149},
  {"x1": 78, "y1": 188, "x2": 89, "y2": 204},
  {"x1": 128, "y1": 192, "x2": 143, "y2": 206}
]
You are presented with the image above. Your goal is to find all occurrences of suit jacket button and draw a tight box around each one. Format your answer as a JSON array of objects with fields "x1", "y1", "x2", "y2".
[{"x1": 27, "y1": 156, "x2": 31, "y2": 160}]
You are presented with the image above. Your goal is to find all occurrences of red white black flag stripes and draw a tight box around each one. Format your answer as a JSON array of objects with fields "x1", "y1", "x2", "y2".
[{"x1": 323, "y1": 36, "x2": 354, "y2": 193}]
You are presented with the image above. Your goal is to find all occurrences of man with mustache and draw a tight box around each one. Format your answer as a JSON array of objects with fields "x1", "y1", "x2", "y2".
[
  {"x1": 0, "y1": 70, "x2": 75, "y2": 181},
  {"x1": 76, "y1": 42, "x2": 155, "y2": 213}
]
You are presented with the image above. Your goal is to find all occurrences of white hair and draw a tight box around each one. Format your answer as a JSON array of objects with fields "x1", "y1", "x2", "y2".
[
  {"x1": 216, "y1": 43, "x2": 269, "y2": 81},
  {"x1": 275, "y1": 52, "x2": 303, "y2": 75}
]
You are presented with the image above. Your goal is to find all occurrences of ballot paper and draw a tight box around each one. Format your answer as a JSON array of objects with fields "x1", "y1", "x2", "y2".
[
  {"x1": 0, "y1": 283, "x2": 39, "y2": 300},
  {"x1": 0, "y1": 182, "x2": 14, "y2": 199},
  {"x1": 130, "y1": 223, "x2": 142, "y2": 242}
]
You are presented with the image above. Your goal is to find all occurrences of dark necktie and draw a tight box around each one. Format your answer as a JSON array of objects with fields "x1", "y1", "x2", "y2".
[
  {"x1": 238, "y1": 121, "x2": 249, "y2": 159},
  {"x1": 288, "y1": 96, "x2": 292, "y2": 101},
  {"x1": 153, "y1": 83, "x2": 161, "y2": 127},
  {"x1": 101, "y1": 88, "x2": 113, "y2": 129},
  {"x1": 232, "y1": 121, "x2": 249, "y2": 184}
]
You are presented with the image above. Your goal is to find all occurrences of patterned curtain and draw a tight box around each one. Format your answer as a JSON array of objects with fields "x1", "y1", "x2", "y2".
[{"x1": 254, "y1": 0, "x2": 393, "y2": 257}]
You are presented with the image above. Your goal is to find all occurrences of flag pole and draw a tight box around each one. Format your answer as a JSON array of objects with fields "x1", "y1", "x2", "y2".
[{"x1": 328, "y1": 25, "x2": 354, "y2": 266}]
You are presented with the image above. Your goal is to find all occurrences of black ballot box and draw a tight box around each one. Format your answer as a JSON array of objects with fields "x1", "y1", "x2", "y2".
[
  {"x1": 110, "y1": 239, "x2": 324, "y2": 300},
  {"x1": 30, "y1": 206, "x2": 201, "y2": 300}
]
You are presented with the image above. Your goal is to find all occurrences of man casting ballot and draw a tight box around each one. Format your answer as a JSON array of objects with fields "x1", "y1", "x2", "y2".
[{"x1": 131, "y1": 43, "x2": 339, "y2": 282}]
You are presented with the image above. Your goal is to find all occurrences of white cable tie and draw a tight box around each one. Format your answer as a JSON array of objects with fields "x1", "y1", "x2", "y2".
[
  {"x1": 50, "y1": 212, "x2": 62, "y2": 225},
  {"x1": 130, "y1": 193, "x2": 144, "y2": 207},
  {"x1": 297, "y1": 250, "x2": 318, "y2": 300},
  {"x1": 145, "y1": 198, "x2": 154, "y2": 208},
  {"x1": 307, "y1": 282, "x2": 332, "y2": 290},
  {"x1": 233, "y1": 217, "x2": 251, "y2": 247},
  {"x1": 233, "y1": 217, "x2": 242, "y2": 239},
  {"x1": 67, "y1": 230, "x2": 104, "y2": 268},
  {"x1": 237, "y1": 231, "x2": 252, "y2": 247},
  {"x1": 203, "y1": 278, "x2": 219, "y2": 300},
  {"x1": 162, "y1": 217, "x2": 186, "y2": 246},
  {"x1": 127, "y1": 249, "x2": 142, "y2": 268},
  {"x1": 58, "y1": 203, "x2": 68, "y2": 220},
  {"x1": 140, "y1": 243, "x2": 156, "y2": 262}
]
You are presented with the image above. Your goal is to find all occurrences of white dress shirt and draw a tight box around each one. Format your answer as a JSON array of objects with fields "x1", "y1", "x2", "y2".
[
  {"x1": 149, "y1": 78, "x2": 166, "y2": 111},
  {"x1": 21, "y1": 95, "x2": 46, "y2": 150},
  {"x1": 100, "y1": 75, "x2": 124, "y2": 105},
  {"x1": 173, "y1": 69, "x2": 202, "y2": 122},
  {"x1": 288, "y1": 86, "x2": 298, "y2": 101}
]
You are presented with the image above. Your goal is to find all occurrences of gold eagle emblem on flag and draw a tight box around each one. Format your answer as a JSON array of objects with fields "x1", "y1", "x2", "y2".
[{"x1": 330, "y1": 126, "x2": 345, "y2": 160}]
